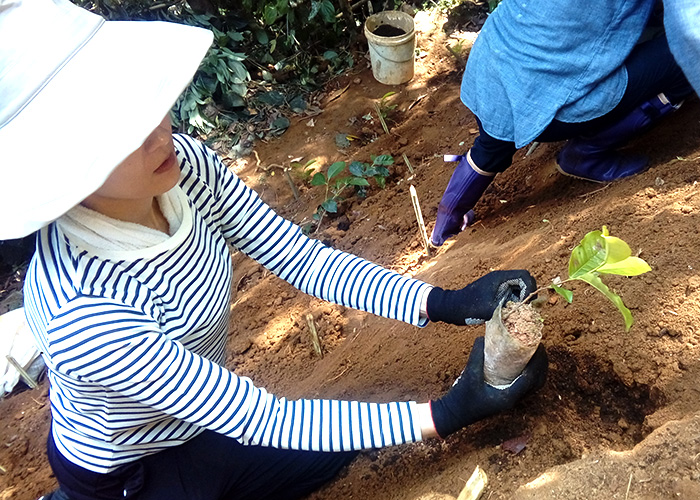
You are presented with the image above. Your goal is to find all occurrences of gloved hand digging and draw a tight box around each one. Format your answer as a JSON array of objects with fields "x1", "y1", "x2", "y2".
[
  {"x1": 426, "y1": 270, "x2": 537, "y2": 325},
  {"x1": 429, "y1": 336, "x2": 548, "y2": 438}
]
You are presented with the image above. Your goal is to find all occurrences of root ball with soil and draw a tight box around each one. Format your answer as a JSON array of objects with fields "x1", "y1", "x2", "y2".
[{"x1": 483, "y1": 301, "x2": 543, "y2": 387}]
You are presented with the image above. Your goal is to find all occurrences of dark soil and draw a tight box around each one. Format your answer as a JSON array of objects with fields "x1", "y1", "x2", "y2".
[{"x1": 372, "y1": 24, "x2": 407, "y2": 37}]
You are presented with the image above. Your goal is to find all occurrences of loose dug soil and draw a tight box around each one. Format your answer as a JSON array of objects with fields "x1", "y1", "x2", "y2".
[{"x1": 2, "y1": 10, "x2": 700, "y2": 500}]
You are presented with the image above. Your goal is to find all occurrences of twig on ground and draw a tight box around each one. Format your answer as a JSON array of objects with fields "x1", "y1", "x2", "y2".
[
  {"x1": 374, "y1": 103, "x2": 390, "y2": 134},
  {"x1": 578, "y1": 184, "x2": 610, "y2": 198},
  {"x1": 409, "y1": 185, "x2": 431, "y2": 256},
  {"x1": 525, "y1": 142, "x2": 540, "y2": 157},
  {"x1": 457, "y1": 465, "x2": 488, "y2": 500},
  {"x1": 305, "y1": 314, "x2": 323, "y2": 358},
  {"x1": 408, "y1": 94, "x2": 427, "y2": 110},
  {"x1": 283, "y1": 170, "x2": 300, "y2": 200},
  {"x1": 625, "y1": 472, "x2": 633, "y2": 500},
  {"x1": 253, "y1": 150, "x2": 262, "y2": 168},
  {"x1": 328, "y1": 365, "x2": 350, "y2": 383},
  {"x1": 403, "y1": 153, "x2": 414, "y2": 174}
]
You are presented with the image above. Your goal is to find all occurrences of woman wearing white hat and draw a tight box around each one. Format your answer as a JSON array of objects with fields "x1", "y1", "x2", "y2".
[{"x1": 1, "y1": 2, "x2": 548, "y2": 499}]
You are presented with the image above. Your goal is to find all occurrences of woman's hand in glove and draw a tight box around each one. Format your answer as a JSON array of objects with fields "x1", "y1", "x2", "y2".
[
  {"x1": 426, "y1": 270, "x2": 536, "y2": 325},
  {"x1": 429, "y1": 336, "x2": 548, "y2": 438}
]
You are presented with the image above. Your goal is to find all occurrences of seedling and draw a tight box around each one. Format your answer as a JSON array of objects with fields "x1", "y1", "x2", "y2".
[
  {"x1": 309, "y1": 155, "x2": 393, "y2": 230},
  {"x1": 290, "y1": 158, "x2": 317, "y2": 183},
  {"x1": 530, "y1": 225, "x2": 652, "y2": 331},
  {"x1": 377, "y1": 91, "x2": 397, "y2": 118},
  {"x1": 484, "y1": 226, "x2": 651, "y2": 386}
]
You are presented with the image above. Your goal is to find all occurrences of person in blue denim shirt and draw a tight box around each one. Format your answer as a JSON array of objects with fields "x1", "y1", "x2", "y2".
[
  {"x1": 664, "y1": 0, "x2": 700, "y2": 93},
  {"x1": 431, "y1": 0, "x2": 696, "y2": 247}
]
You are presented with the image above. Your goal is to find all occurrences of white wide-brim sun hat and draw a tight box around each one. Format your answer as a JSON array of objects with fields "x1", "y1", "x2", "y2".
[{"x1": 0, "y1": 0, "x2": 214, "y2": 240}]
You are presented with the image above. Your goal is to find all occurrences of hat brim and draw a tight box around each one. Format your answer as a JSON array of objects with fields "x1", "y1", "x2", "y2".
[{"x1": 0, "y1": 20, "x2": 213, "y2": 239}]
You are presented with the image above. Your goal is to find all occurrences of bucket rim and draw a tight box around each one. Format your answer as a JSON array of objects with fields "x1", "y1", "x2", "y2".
[{"x1": 364, "y1": 10, "x2": 415, "y2": 39}]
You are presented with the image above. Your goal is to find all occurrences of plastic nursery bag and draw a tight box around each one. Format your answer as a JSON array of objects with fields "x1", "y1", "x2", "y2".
[
  {"x1": 483, "y1": 301, "x2": 542, "y2": 388},
  {"x1": 0, "y1": 308, "x2": 44, "y2": 397}
]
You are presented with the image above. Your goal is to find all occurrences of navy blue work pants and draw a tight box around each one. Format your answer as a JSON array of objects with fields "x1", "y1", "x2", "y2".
[
  {"x1": 470, "y1": 34, "x2": 695, "y2": 174},
  {"x1": 48, "y1": 430, "x2": 358, "y2": 500}
]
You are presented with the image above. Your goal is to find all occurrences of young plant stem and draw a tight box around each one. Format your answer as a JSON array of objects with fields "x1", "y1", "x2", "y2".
[{"x1": 521, "y1": 278, "x2": 580, "y2": 305}]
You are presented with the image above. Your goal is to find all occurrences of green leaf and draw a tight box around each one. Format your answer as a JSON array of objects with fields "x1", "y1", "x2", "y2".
[
  {"x1": 311, "y1": 172, "x2": 327, "y2": 186},
  {"x1": 309, "y1": 0, "x2": 321, "y2": 20},
  {"x1": 597, "y1": 227, "x2": 652, "y2": 276},
  {"x1": 289, "y1": 95, "x2": 307, "y2": 113},
  {"x1": 551, "y1": 284, "x2": 573, "y2": 303},
  {"x1": 257, "y1": 91, "x2": 285, "y2": 106},
  {"x1": 254, "y1": 28, "x2": 269, "y2": 45},
  {"x1": 276, "y1": 0, "x2": 290, "y2": 16},
  {"x1": 263, "y1": 4, "x2": 279, "y2": 25},
  {"x1": 374, "y1": 166, "x2": 390, "y2": 177},
  {"x1": 327, "y1": 161, "x2": 346, "y2": 180},
  {"x1": 323, "y1": 50, "x2": 339, "y2": 60},
  {"x1": 347, "y1": 177, "x2": 370, "y2": 186},
  {"x1": 348, "y1": 161, "x2": 366, "y2": 177},
  {"x1": 321, "y1": 199, "x2": 338, "y2": 213},
  {"x1": 372, "y1": 154, "x2": 394, "y2": 166},
  {"x1": 375, "y1": 176, "x2": 386, "y2": 189},
  {"x1": 228, "y1": 83, "x2": 247, "y2": 98},
  {"x1": 229, "y1": 61, "x2": 249, "y2": 83},
  {"x1": 333, "y1": 176, "x2": 352, "y2": 189},
  {"x1": 568, "y1": 229, "x2": 606, "y2": 279},
  {"x1": 597, "y1": 256, "x2": 652, "y2": 276},
  {"x1": 271, "y1": 117, "x2": 290, "y2": 131},
  {"x1": 577, "y1": 273, "x2": 634, "y2": 331},
  {"x1": 319, "y1": 0, "x2": 335, "y2": 23}
]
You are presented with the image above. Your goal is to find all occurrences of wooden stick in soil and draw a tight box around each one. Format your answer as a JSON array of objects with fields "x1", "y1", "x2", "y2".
[
  {"x1": 305, "y1": 313, "x2": 323, "y2": 358},
  {"x1": 625, "y1": 472, "x2": 633, "y2": 500},
  {"x1": 456, "y1": 465, "x2": 488, "y2": 500},
  {"x1": 409, "y1": 185, "x2": 431, "y2": 256},
  {"x1": 402, "y1": 153, "x2": 414, "y2": 174},
  {"x1": 525, "y1": 141, "x2": 540, "y2": 157},
  {"x1": 6, "y1": 355, "x2": 38, "y2": 389},
  {"x1": 374, "y1": 103, "x2": 390, "y2": 134},
  {"x1": 283, "y1": 169, "x2": 300, "y2": 200}
]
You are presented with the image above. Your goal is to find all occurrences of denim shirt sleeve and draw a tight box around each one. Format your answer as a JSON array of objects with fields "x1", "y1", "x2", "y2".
[
  {"x1": 461, "y1": 0, "x2": 654, "y2": 148},
  {"x1": 663, "y1": 0, "x2": 700, "y2": 94}
]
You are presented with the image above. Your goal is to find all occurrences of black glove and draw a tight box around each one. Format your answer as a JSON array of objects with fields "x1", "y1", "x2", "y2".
[
  {"x1": 426, "y1": 270, "x2": 536, "y2": 325},
  {"x1": 430, "y1": 336, "x2": 548, "y2": 438}
]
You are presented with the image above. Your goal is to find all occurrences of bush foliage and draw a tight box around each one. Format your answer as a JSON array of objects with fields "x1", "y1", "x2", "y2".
[{"x1": 72, "y1": 0, "x2": 363, "y2": 137}]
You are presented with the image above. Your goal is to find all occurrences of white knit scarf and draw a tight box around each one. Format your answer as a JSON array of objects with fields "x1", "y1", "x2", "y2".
[{"x1": 57, "y1": 187, "x2": 185, "y2": 251}]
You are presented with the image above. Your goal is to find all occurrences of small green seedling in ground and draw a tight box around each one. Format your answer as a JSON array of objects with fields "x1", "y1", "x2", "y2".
[
  {"x1": 528, "y1": 226, "x2": 651, "y2": 331},
  {"x1": 290, "y1": 158, "x2": 317, "y2": 183},
  {"x1": 309, "y1": 155, "x2": 393, "y2": 231},
  {"x1": 377, "y1": 92, "x2": 397, "y2": 118}
]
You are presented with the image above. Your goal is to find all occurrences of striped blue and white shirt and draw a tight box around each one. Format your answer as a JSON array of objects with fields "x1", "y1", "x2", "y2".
[{"x1": 24, "y1": 134, "x2": 431, "y2": 473}]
